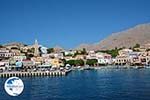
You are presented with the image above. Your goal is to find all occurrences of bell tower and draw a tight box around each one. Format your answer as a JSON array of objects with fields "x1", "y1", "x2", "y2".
[{"x1": 34, "y1": 39, "x2": 39, "y2": 57}]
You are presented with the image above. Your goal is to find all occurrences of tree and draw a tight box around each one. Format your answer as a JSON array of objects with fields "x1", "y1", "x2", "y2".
[
  {"x1": 27, "y1": 48, "x2": 35, "y2": 53},
  {"x1": 86, "y1": 59, "x2": 98, "y2": 66},
  {"x1": 133, "y1": 43, "x2": 140, "y2": 48},
  {"x1": 26, "y1": 54, "x2": 34, "y2": 59},
  {"x1": 96, "y1": 48, "x2": 120, "y2": 58},
  {"x1": 66, "y1": 59, "x2": 84, "y2": 66},
  {"x1": 109, "y1": 49, "x2": 119, "y2": 57},
  {"x1": 146, "y1": 48, "x2": 150, "y2": 51},
  {"x1": 0, "y1": 45, "x2": 3, "y2": 48},
  {"x1": 62, "y1": 59, "x2": 66, "y2": 66},
  {"x1": 11, "y1": 47, "x2": 19, "y2": 50},
  {"x1": 66, "y1": 60, "x2": 75, "y2": 66},
  {"x1": 47, "y1": 48, "x2": 54, "y2": 54},
  {"x1": 75, "y1": 59, "x2": 84, "y2": 66},
  {"x1": 73, "y1": 51, "x2": 78, "y2": 57},
  {"x1": 81, "y1": 48, "x2": 87, "y2": 55}
]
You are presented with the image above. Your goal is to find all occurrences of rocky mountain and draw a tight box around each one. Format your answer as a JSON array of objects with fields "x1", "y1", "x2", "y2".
[
  {"x1": 53, "y1": 45, "x2": 64, "y2": 52},
  {"x1": 77, "y1": 23, "x2": 150, "y2": 50},
  {"x1": 3, "y1": 42, "x2": 26, "y2": 49}
]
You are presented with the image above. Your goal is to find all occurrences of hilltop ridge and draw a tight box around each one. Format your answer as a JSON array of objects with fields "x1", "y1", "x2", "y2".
[{"x1": 77, "y1": 23, "x2": 150, "y2": 50}]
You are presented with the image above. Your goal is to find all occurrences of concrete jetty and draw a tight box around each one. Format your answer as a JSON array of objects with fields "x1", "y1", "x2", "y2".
[{"x1": 0, "y1": 70, "x2": 71, "y2": 78}]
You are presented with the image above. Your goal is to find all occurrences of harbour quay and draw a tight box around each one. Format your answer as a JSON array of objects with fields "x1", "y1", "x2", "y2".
[{"x1": 0, "y1": 70, "x2": 71, "y2": 78}]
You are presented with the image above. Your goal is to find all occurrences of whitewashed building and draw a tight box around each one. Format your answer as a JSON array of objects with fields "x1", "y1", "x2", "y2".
[
  {"x1": 64, "y1": 50, "x2": 76, "y2": 56},
  {"x1": 13, "y1": 55, "x2": 27, "y2": 61},
  {"x1": 0, "y1": 48, "x2": 15, "y2": 59},
  {"x1": 86, "y1": 51, "x2": 97, "y2": 59},
  {"x1": 96, "y1": 52, "x2": 112, "y2": 65},
  {"x1": 0, "y1": 60, "x2": 9, "y2": 70}
]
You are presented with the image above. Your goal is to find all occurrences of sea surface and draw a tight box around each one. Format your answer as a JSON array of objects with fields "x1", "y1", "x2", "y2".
[{"x1": 0, "y1": 68, "x2": 150, "y2": 100}]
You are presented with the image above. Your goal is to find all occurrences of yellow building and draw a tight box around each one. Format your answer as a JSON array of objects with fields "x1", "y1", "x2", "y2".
[
  {"x1": 50, "y1": 58, "x2": 64, "y2": 68},
  {"x1": 31, "y1": 57, "x2": 44, "y2": 65}
]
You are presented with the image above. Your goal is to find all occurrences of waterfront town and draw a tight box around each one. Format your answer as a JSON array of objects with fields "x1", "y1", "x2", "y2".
[{"x1": 0, "y1": 40, "x2": 150, "y2": 77}]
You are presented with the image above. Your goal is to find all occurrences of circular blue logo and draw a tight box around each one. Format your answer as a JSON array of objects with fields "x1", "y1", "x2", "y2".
[{"x1": 4, "y1": 77, "x2": 24, "y2": 96}]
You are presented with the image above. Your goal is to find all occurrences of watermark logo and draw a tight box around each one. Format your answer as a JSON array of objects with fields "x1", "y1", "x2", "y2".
[{"x1": 4, "y1": 77, "x2": 24, "y2": 96}]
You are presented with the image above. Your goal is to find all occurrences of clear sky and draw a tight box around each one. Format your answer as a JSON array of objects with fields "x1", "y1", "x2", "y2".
[{"x1": 0, "y1": 0, "x2": 150, "y2": 49}]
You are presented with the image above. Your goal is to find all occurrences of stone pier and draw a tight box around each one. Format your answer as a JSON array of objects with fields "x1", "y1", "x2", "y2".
[{"x1": 0, "y1": 70, "x2": 70, "y2": 78}]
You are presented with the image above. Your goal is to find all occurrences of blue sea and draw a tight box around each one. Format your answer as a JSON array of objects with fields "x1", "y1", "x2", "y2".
[{"x1": 1, "y1": 69, "x2": 150, "y2": 100}]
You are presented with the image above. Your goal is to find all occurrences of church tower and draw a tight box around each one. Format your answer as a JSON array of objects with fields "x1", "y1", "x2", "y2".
[{"x1": 34, "y1": 39, "x2": 39, "y2": 57}]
